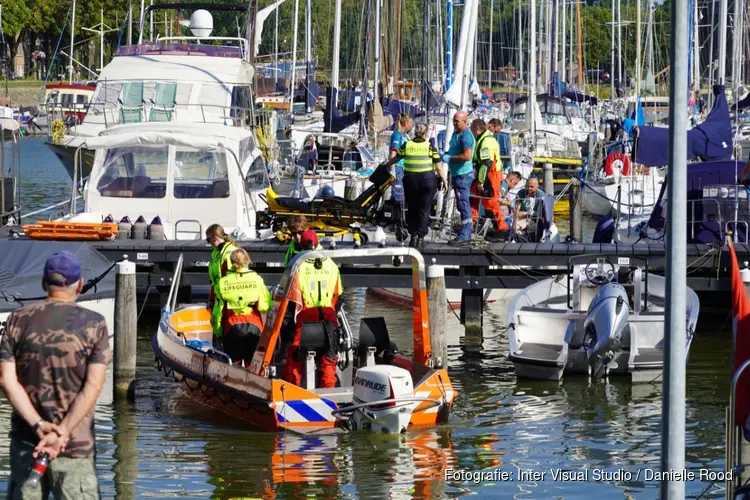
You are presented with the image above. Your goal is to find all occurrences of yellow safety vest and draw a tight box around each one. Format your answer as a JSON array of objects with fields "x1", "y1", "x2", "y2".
[
  {"x1": 209, "y1": 242, "x2": 239, "y2": 287},
  {"x1": 298, "y1": 258, "x2": 342, "y2": 309},
  {"x1": 473, "y1": 130, "x2": 501, "y2": 183},
  {"x1": 399, "y1": 139, "x2": 440, "y2": 174},
  {"x1": 212, "y1": 268, "x2": 271, "y2": 336}
]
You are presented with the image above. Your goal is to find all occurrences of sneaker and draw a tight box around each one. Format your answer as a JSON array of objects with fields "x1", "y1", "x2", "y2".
[{"x1": 448, "y1": 238, "x2": 470, "y2": 246}]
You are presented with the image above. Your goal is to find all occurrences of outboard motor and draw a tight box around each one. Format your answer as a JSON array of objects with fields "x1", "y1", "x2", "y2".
[
  {"x1": 582, "y1": 284, "x2": 630, "y2": 380},
  {"x1": 351, "y1": 365, "x2": 414, "y2": 434},
  {"x1": 593, "y1": 216, "x2": 615, "y2": 243}
]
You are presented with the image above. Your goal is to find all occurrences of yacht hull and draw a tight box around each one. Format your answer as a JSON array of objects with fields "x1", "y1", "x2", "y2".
[{"x1": 45, "y1": 141, "x2": 95, "y2": 180}]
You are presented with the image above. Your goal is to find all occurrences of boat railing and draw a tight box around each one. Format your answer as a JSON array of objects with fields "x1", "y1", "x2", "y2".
[
  {"x1": 165, "y1": 253, "x2": 185, "y2": 314},
  {"x1": 48, "y1": 101, "x2": 265, "y2": 136},
  {"x1": 686, "y1": 198, "x2": 725, "y2": 241}
]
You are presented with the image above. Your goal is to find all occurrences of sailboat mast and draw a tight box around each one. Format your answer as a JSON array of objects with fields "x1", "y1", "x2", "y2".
[
  {"x1": 360, "y1": 0, "x2": 373, "y2": 139},
  {"x1": 617, "y1": 0, "x2": 621, "y2": 85},
  {"x1": 518, "y1": 0, "x2": 523, "y2": 85},
  {"x1": 562, "y1": 0, "x2": 566, "y2": 82},
  {"x1": 610, "y1": 0, "x2": 615, "y2": 101},
  {"x1": 529, "y1": 0, "x2": 537, "y2": 140},
  {"x1": 488, "y1": 0, "x2": 493, "y2": 89},
  {"x1": 69, "y1": 0, "x2": 76, "y2": 83},
  {"x1": 636, "y1": 0, "x2": 641, "y2": 98},
  {"x1": 422, "y1": 0, "x2": 430, "y2": 111},
  {"x1": 274, "y1": 0, "x2": 279, "y2": 85},
  {"x1": 374, "y1": 0, "x2": 382, "y2": 103},
  {"x1": 446, "y1": 0, "x2": 453, "y2": 89},
  {"x1": 732, "y1": 0, "x2": 743, "y2": 90},
  {"x1": 575, "y1": 0, "x2": 582, "y2": 86},
  {"x1": 289, "y1": 0, "x2": 299, "y2": 108},
  {"x1": 718, "y1": 0, "x2": 728, "y2": 84},
  {"x1": 550, "y1": 0, "x2": 557, "y2": 86},
  {"x1": 692, "y1": 0, "x2": 699, "y2": 89},
  {"x1": 331, "y1": 0, "x2": 341, "y2": 90},
  {"x1": 305, "y1": 0, "x2": 312, "y2": 113},
  {"x1": 100, "y1": 9, "x2": 105, "y2": 71}
]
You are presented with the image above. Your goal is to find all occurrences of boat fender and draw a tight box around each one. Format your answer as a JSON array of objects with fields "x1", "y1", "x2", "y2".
[
  {"x1": 148, "y1": 216, "x2": 165, "y2": 240},
  {"x1": 604, "y1": 152, "x2": 631, "y2": 177},
  {"x1": 131, "y1": 215, "x2": 148, "y2": 240},
  {"x1": 104, "y1": 214, "x2": 114, "y2": 223},
  {"x1": 117, "y1": 216, "x2": 132, "y2": 240}
]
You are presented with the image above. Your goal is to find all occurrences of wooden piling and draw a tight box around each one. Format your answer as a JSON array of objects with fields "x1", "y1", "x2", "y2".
[
  {"x1": 569, "y1": 176, "x2": 583, "y2": 243},
  {"x1": 427, "y1": 265, "x2": 447, "y2": 368},
  {"x1": 460, "y1": 288, "x2": 483, "y2": 350},
  {"x1": 543, "y1": 162, "x2": 554, "y2": 196},
  {"x1": 114, "y1": 256, "x2": 137, "y2": 401}
]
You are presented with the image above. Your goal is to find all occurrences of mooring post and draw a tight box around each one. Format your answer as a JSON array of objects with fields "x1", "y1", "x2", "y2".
[
  {"x1": 460, "y1": 288, "x2": 483, "y2": 351},
  {"x1": 543, "y1": 162, "x2": 554, "y2": 196},
  {"x1": 427, "y1": 264, "x2": 447, "y2": 368},
  {"x1": 114, "y1": 256, "x2": 137, "y2": 401},
  {"x1": 569, "y1": 169, "x2": 583, "y2": 242}
]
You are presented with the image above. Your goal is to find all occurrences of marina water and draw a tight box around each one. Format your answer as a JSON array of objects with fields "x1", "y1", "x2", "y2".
[{"x1": 0, "y1": 138, "x2": 731, "y2": 498}]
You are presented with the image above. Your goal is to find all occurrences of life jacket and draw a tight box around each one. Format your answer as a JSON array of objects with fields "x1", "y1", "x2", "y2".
[
  {"x1": 213, "y1": 267, "x2": 271, "y2": 334},
  {"x1": 473, "y1": 130, "x2": 501, "y2": 184},
  {"x1": 209, "y1": 242, "x2": 239, "y2": 287}
]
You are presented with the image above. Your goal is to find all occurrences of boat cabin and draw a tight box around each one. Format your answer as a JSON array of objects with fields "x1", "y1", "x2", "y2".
[
  {"x1": 510, "y1": 94, "x2": 571, "y2": 127},
  {"x1": 43, "y1": 83, "x2": 97, "y2": 123},
  {"x1": 68, "y1": 123, "x2": 269, "y2": 239}
]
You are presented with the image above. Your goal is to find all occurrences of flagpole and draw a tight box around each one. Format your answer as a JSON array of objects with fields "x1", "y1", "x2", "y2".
[{"x1": 660, "y1": 0, "x2": 688, "y2": 494}]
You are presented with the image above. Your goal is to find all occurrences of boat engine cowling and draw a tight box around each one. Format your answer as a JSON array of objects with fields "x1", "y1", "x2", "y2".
[
  {"x1": 351, "y1": 365, "x2": 413, "y2": 434},
  {"x1": 583, "y1": 283, "x2": 630, "y2": 379}
]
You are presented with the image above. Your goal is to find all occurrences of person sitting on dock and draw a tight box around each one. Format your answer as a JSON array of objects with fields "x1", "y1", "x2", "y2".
[
  {"x1": 206, "y1": 224, "x2": 239, "y2": 343},
  {"x1": 284, "y1": 230, "x2": 342, "y2": 389},
  {"x1": 500, "y1": 171, "x2": 523, "y2": 227},
  {"x1": 216, "y1": 249, "x2": 272, "y2": 367},
  {"x1": 470, "y1": 118, "x2": 508, "y2": 240},
  {"x1": 513, "y1": 177, "x2": 546, "y2": 240}
]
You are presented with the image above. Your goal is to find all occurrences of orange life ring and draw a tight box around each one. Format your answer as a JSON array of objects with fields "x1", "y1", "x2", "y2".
[{"x1": 604, "y1": 152, "x2": 631, "y2": 176}]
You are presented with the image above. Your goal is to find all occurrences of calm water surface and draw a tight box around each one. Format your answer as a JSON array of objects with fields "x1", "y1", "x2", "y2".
[{"x1": 0, "y1": 140, "x2": 733, "y2": 498}]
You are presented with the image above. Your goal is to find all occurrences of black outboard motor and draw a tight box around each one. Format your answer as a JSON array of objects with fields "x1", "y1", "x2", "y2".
[{"x1": 593, "y1": 216, "x2": 615, "y2": 243}]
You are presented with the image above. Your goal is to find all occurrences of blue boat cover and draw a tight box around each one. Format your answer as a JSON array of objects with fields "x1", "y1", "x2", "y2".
[
  {"x1": 635, "y1": 85, "x2": 733, "y2": 166},
  {"x1": 323, "y1": 87, "x2": 360, "y2": 133},
  {"x1": 0, "y1": 240, "x2": 115, "y2": 313},
  {"x1": 646, "y1": 160, "x2": 745, "y2": 242},
  {"x1": 737, "y1": 92, "x2": 750, "y2": 110}
]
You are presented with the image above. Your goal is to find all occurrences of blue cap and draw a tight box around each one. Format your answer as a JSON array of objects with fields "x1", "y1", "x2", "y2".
[{"x1": 43, "y1": 251, "x2": 82, "y2": 286}]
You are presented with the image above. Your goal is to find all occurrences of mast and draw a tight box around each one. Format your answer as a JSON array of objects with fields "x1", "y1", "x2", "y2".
[
  {"x1": 732, "y1": 0, "x2": 743, "y2": 90},
  {"x1": 446, "y1": 0, "x2": 453, "y2": 89},
  {"x1": 617, "y1": 0, "x2": 622, "y2": 85},
  {"x1": 518, "y1": 0, "x2": 523, "y2": 85},
  {"x1": 274, "y1": 0, "x2": 279, "y2": 85},
  {"x1": 374, "y1": 0, "x2": 381, "y2": 103},
  {"x1": 288, "y1": 0, "x2": 299, "y2": 109},
  {"x1": 718, "y1": 0, "x2": 727, "y2": 84},
  {"x1": 101, "y1": 9, "x2": 105, "y2": 70},
  {"x1": 636, "y1": 0, "x2": 641, "y2": 98},
  {"x1": 708, "y1": 0, "x2": 715, "y2": 107},
  {"x1": 529, "y1": 0, "x2": 537, "y2": 136},
  {"x1": 645, "y1": 0, "x2": 654, "y2": 91},
  {"x1": 422, "y1": 0, "x2": 429, "y2": 110},
  {"x1": 575, "y1": 0, "x2": 582, "y2": 86},
  {"x1": 150, "y1": 0, "x2": 154, "y2": 41},
  {"x1": 128, "y1": 1, "x2": 133, "y2": 45},
  {"x1": 551, "y1": 0, "x2": 557, "y2": 85},
  {"x1": 610, "y1": 0, "x2": 615, "y2": 100},
  {"x1": 692, "y1": 0, "x2": 699, "y2": 90},
  {"x1": 331, "y1": 0, "x2": 342, "y2": 91},
  {"x1": 488, "y1": 0, "x2": 494, "y2": 89},
  {"x1": 69, "y1": 0, "x2": 76, "y2": 83},
  {"x1": 561, "y1": 0, "x2": 566, "y2": 83},
  {"x1": 360, "y1": 0, "x2": 372, "y2": 139},
  {"x1": 304, "y1": 0, "x2": 312, "y2": 113}
]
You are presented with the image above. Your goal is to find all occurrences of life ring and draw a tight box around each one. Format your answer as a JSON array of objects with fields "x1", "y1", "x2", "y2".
[{"x1": 604, "y1": 152, "x2": 631, "y2": 176}]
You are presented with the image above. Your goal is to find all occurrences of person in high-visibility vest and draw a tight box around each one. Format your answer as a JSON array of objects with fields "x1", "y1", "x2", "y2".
[
  {"x1": 284, "y1": 230, "x2": 342, "y2": 388},
  {"x1": 206, "y1": 224, "x2": 239, "y2": 339},
  {"x1": 470, "y1": 119, "x2": 508, "y2": 236},
  {"x1": 215, "y1": 249, "x2": 272, "y2": 367},
  {"x1": 284, "y1": 215, "x2": 309, "y2": 267},
  {"x1": 382, "y1": 122, "x2": 447, "y2": 251}
]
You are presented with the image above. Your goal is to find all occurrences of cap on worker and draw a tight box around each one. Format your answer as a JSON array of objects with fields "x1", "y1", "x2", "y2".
[
  {"x1": 43, "y1": 251, "x2": 82, "y2": 286},
  {"x1": 299, "y1": 229, "x2": 318, "y2": 250}
]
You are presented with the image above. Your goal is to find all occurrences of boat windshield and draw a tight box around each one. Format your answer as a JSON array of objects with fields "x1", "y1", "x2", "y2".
[
  {"x1": 566, "y1": 104, "x2": 583, "y2": 119},
  {"x1": 511, "y1": 100, "x2": 527, "y2": 120},
  {"x1": 540, "y1": 98, "x2": 568, "y2": 125},
  {"x1": 173, "y1": 147, "x2": 230, "y2": 199},
  {"x1": 97, "y1": 146, "x2": 169, "y2": 198}
]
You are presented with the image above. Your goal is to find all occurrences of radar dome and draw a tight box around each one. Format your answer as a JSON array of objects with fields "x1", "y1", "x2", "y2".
[{"x1": 190, "y1": 10, "x2": 213, "y2": 38}]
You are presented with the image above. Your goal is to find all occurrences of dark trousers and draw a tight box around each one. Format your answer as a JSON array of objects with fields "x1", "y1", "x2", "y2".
[{"x1": 403, "y1": 171, "x2": 437, "y2": 237}]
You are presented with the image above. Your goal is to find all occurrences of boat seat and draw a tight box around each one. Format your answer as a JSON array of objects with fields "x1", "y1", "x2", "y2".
[
  {"x1": 296, "y1": 321, "x2": 334, "y2": 362},
  {"x1": 99, "y1": 176, "x2": 151, "y2": 197},
  {"x1": 357, "y1": 317, "x2": 397, "y2": 361}
]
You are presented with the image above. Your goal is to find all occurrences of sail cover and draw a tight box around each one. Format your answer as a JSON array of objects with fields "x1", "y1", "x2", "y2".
[
  {"x1": 323, "y1": 87, "x2": 360, "y2": 133},
  {"x1": 635, "y1": 85, "x2": 733, "y2": 166}
]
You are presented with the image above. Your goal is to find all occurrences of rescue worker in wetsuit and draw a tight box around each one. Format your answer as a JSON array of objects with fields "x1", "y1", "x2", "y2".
[
  {"x1": 284, "y1": 215, "x2": 309, "y2": 267},
  {"x1": 382, "y1": 122, "x2": 447, "y2": 251},
  {"x1": 206, "y1": 224, "x2": 239, "y2": 342},
  {"x1": 469, "y1": 119, "x2": 508, "y2": 238},
  {"x1": 284, "y1": 230, "x2": 342, "y2": 388},
  {"x1": 215, "y1": 249, "x2": 272, "y2": 367}
]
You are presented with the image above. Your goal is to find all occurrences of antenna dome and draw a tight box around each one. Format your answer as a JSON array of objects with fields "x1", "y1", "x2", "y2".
[{"x1": 189, "y1": 10, "x2": 213, "y2": 38}]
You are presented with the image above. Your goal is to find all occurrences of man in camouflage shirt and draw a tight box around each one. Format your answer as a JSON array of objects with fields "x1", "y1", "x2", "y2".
[{"x1": 0, "y1": 251, "x2": 110, "y2": 499}]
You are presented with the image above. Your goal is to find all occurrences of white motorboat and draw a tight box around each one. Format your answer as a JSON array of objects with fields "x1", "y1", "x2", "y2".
[
  {"x1": 55, "y1": 122, "x2": 271, "y2": 241},
  {"x1": 507, "y1": 255, "x2": 699, "y2": 383},
  {"x1": 582, "y1": 163, "x2": 665, "y2": 217},
  {"x1": 0, "y1": 241, "x2": 116, "y2": 339}
]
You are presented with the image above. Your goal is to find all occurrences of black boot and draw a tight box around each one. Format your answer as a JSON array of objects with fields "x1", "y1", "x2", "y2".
[
  {"x1": 416, "y1": 236, "x2": 425, "y2": 252},
  {"x1": 409, "y1": 234, "x2": 418, "y2": 248}
]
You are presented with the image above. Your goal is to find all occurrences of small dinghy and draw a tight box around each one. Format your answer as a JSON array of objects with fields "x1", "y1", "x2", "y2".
[
  {"x1": 507, "y1": 255, "x2": 700, "y2": 382},
  {"x1": 154, "y1": 248, "x2": 456, "y2": 434}
]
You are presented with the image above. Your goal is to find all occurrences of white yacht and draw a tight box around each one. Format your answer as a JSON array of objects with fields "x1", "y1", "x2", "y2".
[
  {"x1": 58, "y1": 122, "x2": 271, "y2": 241},
  {"x1": 46, "y1": 5, "x2": 262, "y2": 181}
]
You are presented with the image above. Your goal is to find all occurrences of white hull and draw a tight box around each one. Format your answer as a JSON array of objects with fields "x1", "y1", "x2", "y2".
[
  {"x1": 370, "y1": 287, "x2": 519, "y2": 308},
  {"x1": 506, "y1": 266, "x2": 699, "y2": 382},
  {"x1": 582, "y1": 172, "x2": 664, "y2": 217}
]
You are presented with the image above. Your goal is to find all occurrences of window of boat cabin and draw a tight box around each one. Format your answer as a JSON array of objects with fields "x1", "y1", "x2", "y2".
[
  {"x1": 511, "y1": 100, "x2": 527, "y2": 121},
  {"x1": 540, "y1": 98, "x2": 568, "y2": 125},
  {"x1": 97, "y1": 146, "x2": 168, "y2": 198},
  {"x1": 76, "y1": 94, "x2": 89, "y2": 105},
  {"x1": 60, "y1": 93, "x2": 74, "y2": 107},
  {"x1": 173, "y1": 147, "x2": 230, "y2": 199},
  {"x1": 46, "y1": 91, "x2": 58, "y2": 105}
]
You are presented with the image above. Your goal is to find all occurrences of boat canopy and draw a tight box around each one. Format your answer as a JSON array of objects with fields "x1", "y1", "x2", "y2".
[
  {"x1": 0, "y1": 240, "x2": 115, "y2": 313},
  {"x1": 635, "y1": 85, "x2": 733, "y2": 167}
]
